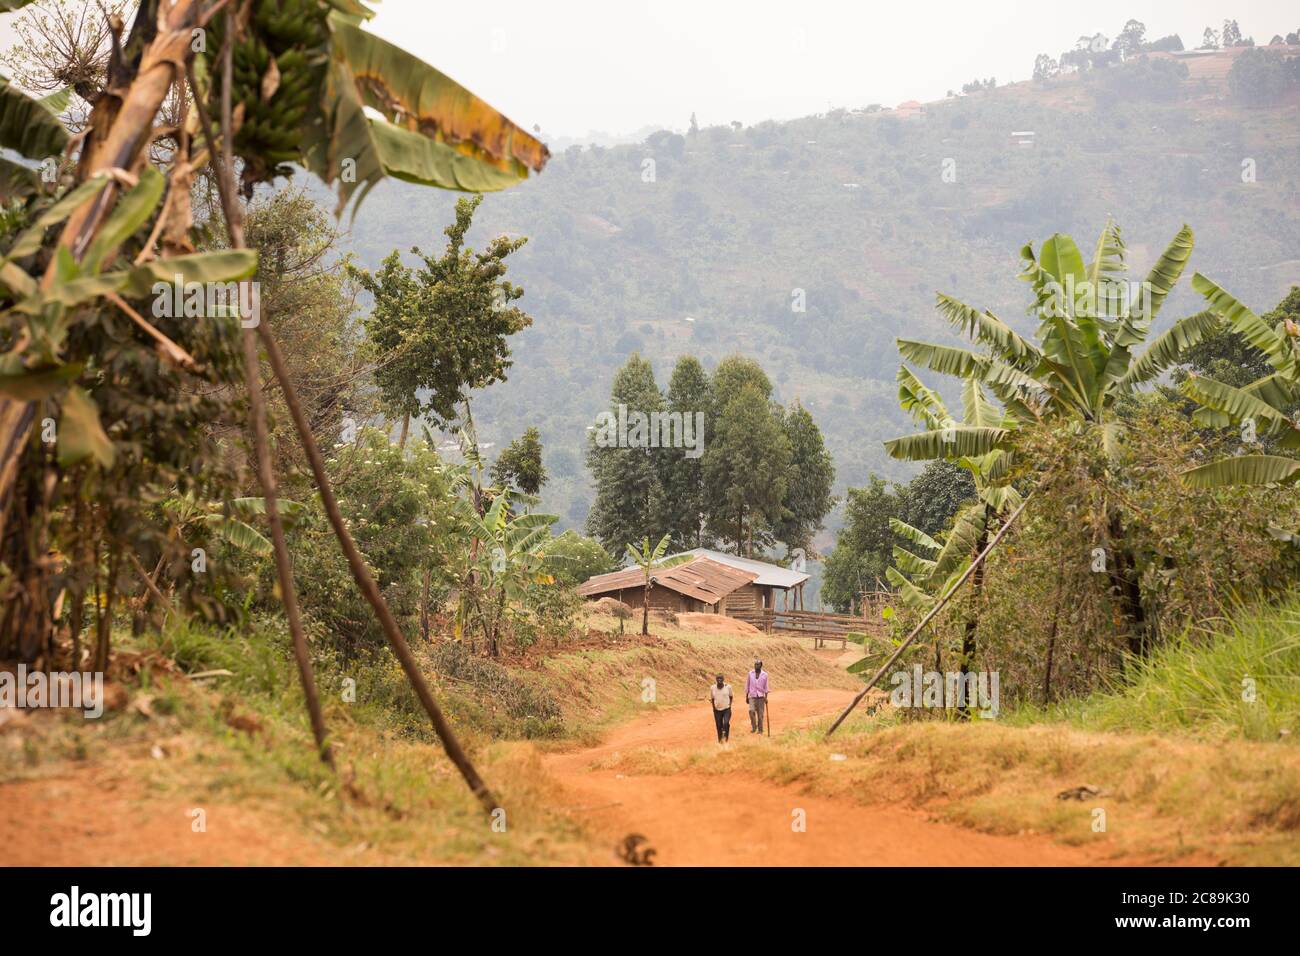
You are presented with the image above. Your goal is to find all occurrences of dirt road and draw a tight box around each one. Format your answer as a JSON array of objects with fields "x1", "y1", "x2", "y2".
[{"x1": 543, "y1": 688, "x2": 1096, "y2": 866}]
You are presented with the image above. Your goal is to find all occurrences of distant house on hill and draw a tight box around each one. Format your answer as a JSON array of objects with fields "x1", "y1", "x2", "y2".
[
  {"x1": 895, "y1": 100, "x2": 926, "y2": 118},
  {"x1": 577, "y1": 550, "x2": 810, "y2": 616},
  {"x1": 1011, "y1": 130, "x2": 1036, "y2": 148}
]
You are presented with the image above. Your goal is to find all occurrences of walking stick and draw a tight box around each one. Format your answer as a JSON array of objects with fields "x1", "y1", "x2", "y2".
[{"x1": 766, "y1": 694, "x2": 771, "y2": 737}]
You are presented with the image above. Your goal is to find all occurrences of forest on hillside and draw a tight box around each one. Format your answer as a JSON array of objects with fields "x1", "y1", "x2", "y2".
[{"x1": 336, "y1": 36, "x2": 1300, "y2": 552}]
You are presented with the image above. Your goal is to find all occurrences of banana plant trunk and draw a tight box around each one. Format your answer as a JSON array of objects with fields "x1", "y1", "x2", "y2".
[
  {"x1": 1106, "y1": 509, "x2": 1150, "y2": 658},
  {"x1": 641, "y1": 578, "x2": 650, "y2": 636},
  {"x1": 0, "y1": 400, "x2": 34, "y2": 553},
  {"x1": 0, "y1": 442, "x2": 45, "y2": 663},
  {"x1": 957, "y1": 504, "x2": 993, "y2": 721},
  {"x1": 0, "y1": 0, "x2": 202, "y2": 660}
]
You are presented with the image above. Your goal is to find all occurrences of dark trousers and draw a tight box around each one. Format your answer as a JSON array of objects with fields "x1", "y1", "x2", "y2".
[{"x1": 712, "y1": 706, "x2": 731, "y2": 742}]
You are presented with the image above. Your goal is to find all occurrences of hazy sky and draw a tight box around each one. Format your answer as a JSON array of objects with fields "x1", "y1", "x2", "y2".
[
  {"x1": 365, "y1": 0, "x2": 1296, "y2": 139},
  {"x1": 2, "y1": 1, "x2": 1295, "y2": 139}
]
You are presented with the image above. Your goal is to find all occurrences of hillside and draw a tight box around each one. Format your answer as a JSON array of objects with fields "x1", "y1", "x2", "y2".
[{"x1": 336, "y1": 54, "x2": 1300, "y2": 555}]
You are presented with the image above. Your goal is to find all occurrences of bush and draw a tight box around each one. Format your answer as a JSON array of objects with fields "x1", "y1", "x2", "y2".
[
  {"x1": 426, "y1": 641, "x2": 564, "y2": 736},
  {"x1": 544, "y1": 530, "x2": 616, "y2": 585},
  {"x1": 289, "y1": 430, "x2": 454, "y2": 657},
  {"x1": 527, "y1": 583, "x2": 585, "y2": 643},
  {"x1": 898, "y1": 396, "x2": 1300, "y2": 708},
  {"x1": 1228, "y1": 48, "x2": 1296, "y2": 105},
  {"x1": 1087, "y1": 55, "x2": 1189, "y2": 105}
]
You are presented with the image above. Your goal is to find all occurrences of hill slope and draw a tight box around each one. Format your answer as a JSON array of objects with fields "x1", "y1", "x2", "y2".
[{"x1": 337, "y1": 62, "x2": 1300, "y2": 552}]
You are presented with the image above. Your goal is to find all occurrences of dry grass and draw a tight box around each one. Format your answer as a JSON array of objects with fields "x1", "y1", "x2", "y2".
[{"x1": 0, "y1": 608, "x2": 854, "y2": 866}]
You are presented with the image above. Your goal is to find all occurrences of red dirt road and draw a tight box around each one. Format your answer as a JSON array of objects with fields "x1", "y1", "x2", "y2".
[
  {"x1": 544, "y1": 688, "x2": 1096, "y2": 866},
  {"x1": 0, "y1": 764, "x2": 336, "y2": 866}
]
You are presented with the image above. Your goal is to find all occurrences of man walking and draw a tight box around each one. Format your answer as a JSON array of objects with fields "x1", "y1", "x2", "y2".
[
  {"x1": 709, "y1": 673, "x2": 733, "y2": 743},
  {"x1": 746, "y1": 659, "x2": 769, "y2": 734}
]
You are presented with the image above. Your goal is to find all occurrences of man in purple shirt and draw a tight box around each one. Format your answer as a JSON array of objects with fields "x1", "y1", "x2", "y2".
[{"x1": 745, "y1": 659, "x2": 769, "y2": 734}]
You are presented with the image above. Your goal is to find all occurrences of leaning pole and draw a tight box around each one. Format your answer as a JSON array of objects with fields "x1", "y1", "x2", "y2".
[{"x1": 825, "y1": 494, "x2": 1033, "y2": 738}]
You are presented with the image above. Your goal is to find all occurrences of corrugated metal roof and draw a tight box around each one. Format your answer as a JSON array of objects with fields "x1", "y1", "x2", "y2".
[
  {"x1": 653, "y1": 558, "x2": 757, "y2": 603},
  {"x1": 671, "y1": 549, "x2": 810, "y2": 589},
  {"x1": 578, "y1": 557, "x2": 757, "y2": 604}
]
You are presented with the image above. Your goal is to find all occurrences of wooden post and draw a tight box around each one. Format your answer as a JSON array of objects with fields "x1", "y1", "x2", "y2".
[{"x1": 190, "y1": 46, "x2": 492, "y2": 808}]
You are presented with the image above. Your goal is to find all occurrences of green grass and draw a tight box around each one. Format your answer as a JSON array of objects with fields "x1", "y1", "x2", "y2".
[{"x1": 1010, "y1": 596, "x2": 1300, "y2": 743}]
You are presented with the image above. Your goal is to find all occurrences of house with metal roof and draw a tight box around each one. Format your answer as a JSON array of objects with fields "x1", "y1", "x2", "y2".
[
  {"x1": 577, "y1": 550, "x2": 809, "y2": 617},
  {"x1": 578, "y1": 556, "x2": 757, "y2": 614}
]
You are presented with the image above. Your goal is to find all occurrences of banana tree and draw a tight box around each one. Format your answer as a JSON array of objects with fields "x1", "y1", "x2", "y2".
[
  {"x1": 884, "y1": 221, "x2": 1213, "y2": 656},
  {"x1": 454, "y1": 492, "x2": 558, "y2": 657},
  {"x1": 1, "y1": 0, "x2": 548, "y2": 809},
  {"x1": 625, "y1": 533, "x2": 671, "y2": 636},
  {"x1": 162, "y1": 493, "x2": 309, "y2": 559},
  {"x1": 1178, "y1": 275, "x2": 1300, "y2": 487},
  {"x1": 885, "y1": 371, "x2": 1021, "y2": 685},
  {"x1": 1, "y1": 0, "x2": 549, "y2": 605}
]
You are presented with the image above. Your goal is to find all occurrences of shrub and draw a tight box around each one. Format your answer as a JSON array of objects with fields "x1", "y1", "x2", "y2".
[
  {"x1": 426, "y1": 641, "x2": 563, "y2": 735},
  {"x1": 289, "y1": 430, "x2": 455, "y2": 657}
]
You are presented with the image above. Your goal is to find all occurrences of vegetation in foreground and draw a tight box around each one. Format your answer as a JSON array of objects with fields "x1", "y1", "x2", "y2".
[
  {"x1": 4, "y1": 595, "x2": 1298, "y2": 865},
  {"x1": 0, "y1": 608, "x2": 853, "y2": 864}
]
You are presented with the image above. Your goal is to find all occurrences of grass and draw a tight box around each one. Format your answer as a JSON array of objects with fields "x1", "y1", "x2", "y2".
[
  {"x1": 7, "y1": 598, "x2": 1296, "y2": 865},
  {"x1": 1008, "y1": 595, "x2": 1300, "y2": 743},
  {"x1": 0, "y1": 615, "x2": 604, "y2": 864}
]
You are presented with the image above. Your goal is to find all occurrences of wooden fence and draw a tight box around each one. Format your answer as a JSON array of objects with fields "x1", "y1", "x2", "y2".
[{"x1": 731, "y1": 607, "x2": 882, "y2": 649}]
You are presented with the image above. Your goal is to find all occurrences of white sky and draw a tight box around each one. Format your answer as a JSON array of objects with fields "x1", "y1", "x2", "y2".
[
  {"x1": 2, "y1": 1, "x2": 1295, "y2": 138},
  {"x1": 367, "y1": 0, "x2": 1297, "y2": 138}
]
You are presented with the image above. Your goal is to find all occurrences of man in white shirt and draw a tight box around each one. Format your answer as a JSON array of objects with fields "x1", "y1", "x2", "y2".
[{"x1": 709, "y1": 673, "x2": 733, "y2": 743}]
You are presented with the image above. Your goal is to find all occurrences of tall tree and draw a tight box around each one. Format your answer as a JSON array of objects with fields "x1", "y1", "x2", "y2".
[
  {"x1": 775, "y1": 400, "x2": 835, "y2": 555},
  {"x1": 711, "y1": 354, "x2": 772, "y2": 405},
  {"x1": 822, "y1": 477, "x2": 898, "y2": 610},
  {"x1": 492, "y1": 426, "x2": 547, "y2": 496},
  {"x1": 241, "y1": 188, "x2": 370, "y2": 480},
  {"x1": 349, "y1": 195, "x2": 531, "y2": 446},
  {"x1": 586, "y1": 354, "x2": 666, "y2": 554},
  {"x1": 659, "y1": 355, "x2": 712, "y2": 549},
  {"x1": 1116, "y1": 19, "x2": 1146, "y2": 57},
  {"x1": 896, "y1": 461, "x2": 976, "y2": 535},
  {"x1": 705, "y1": 383, "x2": 791, "y2": 556}
]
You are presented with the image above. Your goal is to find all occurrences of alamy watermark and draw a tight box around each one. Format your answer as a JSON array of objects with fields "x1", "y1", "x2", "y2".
[
  {"x1": 50, "y1": 886, "x2": 151, "y2": 936},
  {"x1": 0, "y1": 663, "x2": 104, "y2": 718},
  {"x1": 151, "y1": 275, "x2": 261, "y2": 328},
  {"x1": 889, "y1": 665, "x2": 1000, "y2": 718},
  {"x1": 1038, "y1": 276, "x2": 1153, "y2": 323},
  {"x1": 592, "y1": 404, "x2": 705, "y2": 459}
]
